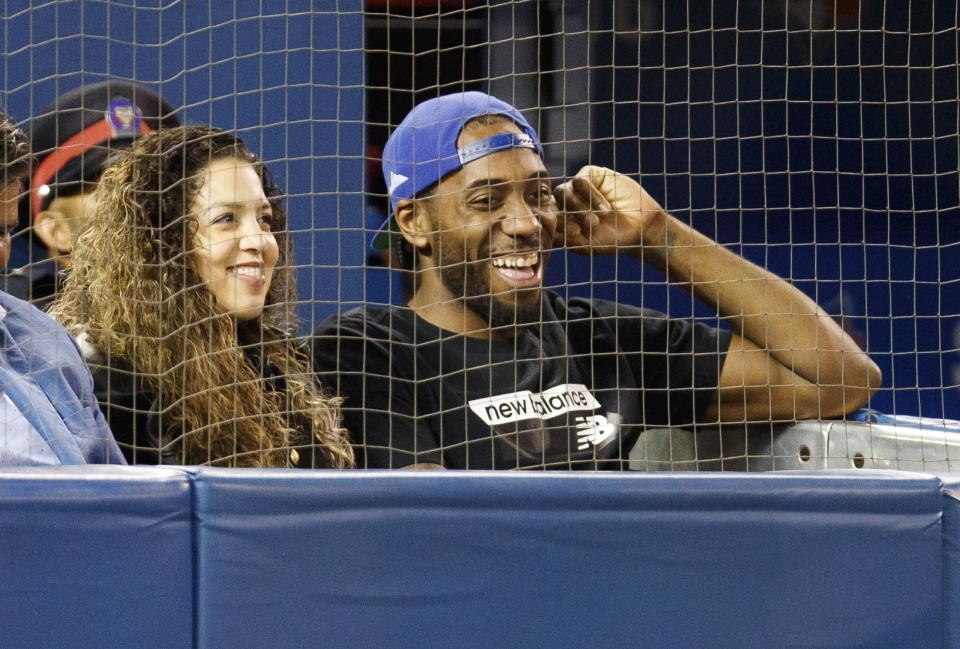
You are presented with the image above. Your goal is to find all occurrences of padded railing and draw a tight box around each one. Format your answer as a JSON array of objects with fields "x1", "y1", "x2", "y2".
[
  {"x1": 632, "y1": 414, "x2": 960, "y2": 472},
  {"x1": 2, "y1": 465, "x2": 958, "y2": 648}
]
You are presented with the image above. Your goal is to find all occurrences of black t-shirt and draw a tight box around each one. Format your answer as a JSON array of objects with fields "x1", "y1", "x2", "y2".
[{"x1": 312, "y1": 292, "x2": 731, "y2": 470}]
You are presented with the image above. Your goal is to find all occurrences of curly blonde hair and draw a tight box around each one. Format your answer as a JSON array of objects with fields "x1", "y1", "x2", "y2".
[{"x1": 53, "y1": 125, "x2": 354, "y2": 468}]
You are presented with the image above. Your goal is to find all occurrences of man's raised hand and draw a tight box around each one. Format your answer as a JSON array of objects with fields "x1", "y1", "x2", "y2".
[{"x1": 553, "y1": 165, "x2": 664, "y2": 255}]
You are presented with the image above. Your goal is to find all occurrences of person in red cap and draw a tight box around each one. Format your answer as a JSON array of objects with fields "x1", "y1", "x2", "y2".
[
  {"x1": 313, "y1": 91, "x2": 883, "y2": 470},
  {"x1": 4, "y1": 80, "x2": 180, "y2": 308}
]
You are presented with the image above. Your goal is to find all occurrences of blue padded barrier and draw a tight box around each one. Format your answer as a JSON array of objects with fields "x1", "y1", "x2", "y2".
[
  {"x1": 191, "y1": 468, "x2": 943, "y2": 649},
  {"x1": 941, "y1": 475, "x2": 960, "y2": 649},
  {"x1": 0, "y1": 466, "x2": 193, "y2": 649}
]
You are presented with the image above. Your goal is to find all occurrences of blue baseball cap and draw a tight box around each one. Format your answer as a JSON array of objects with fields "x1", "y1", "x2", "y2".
[{"x1": 372, "y1": 91, "x2": 543, "y2": 251}]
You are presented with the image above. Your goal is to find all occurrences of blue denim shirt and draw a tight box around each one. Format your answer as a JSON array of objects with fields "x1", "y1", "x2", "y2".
[{"x1": 0, "y1": 291, "x2": 125, "y2": 465}]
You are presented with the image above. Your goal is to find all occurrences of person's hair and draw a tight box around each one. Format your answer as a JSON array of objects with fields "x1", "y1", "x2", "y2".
[
  {"x1": 53, "y1": 125, "x2": 353, "y2": 468},
  {"x1": 0, "y1": 112, "x2": 31, "y2": 187}
]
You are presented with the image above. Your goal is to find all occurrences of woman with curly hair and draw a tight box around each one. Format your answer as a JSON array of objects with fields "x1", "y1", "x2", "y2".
[{"x1": 52, "y1": 125, "x2": 353, "y2": 468}]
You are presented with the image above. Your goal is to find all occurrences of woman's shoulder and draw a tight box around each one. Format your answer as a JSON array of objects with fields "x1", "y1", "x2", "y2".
[{"x1": 72, "y1": 330, "x2": 141, "y2": 392}]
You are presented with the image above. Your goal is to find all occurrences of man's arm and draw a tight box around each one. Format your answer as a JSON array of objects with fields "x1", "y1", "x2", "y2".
[{"x1": 554, "y1": 166, "x2": 882, "y2": 423}]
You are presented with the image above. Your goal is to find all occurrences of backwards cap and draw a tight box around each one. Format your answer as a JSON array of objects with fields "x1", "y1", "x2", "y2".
[
  {"x1": 373, "y1": 91, "x2": 543, "y2": 251},
  {"x1": 29, "y1": 80, "x2": 180, "y2": 217}
]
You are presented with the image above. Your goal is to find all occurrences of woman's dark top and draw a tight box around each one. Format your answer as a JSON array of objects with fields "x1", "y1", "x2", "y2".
[{"x1": 80, "y1": 329, "x2": 328, "y2": 467}]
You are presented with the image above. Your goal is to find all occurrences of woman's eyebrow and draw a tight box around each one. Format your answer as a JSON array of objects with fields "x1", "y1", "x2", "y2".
[{"x1": 203, "y1": 198, "x2": 271, "y2": 211}]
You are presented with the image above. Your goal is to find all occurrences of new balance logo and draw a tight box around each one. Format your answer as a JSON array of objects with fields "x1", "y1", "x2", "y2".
[
  {"x1": 575, "y1": 414, "x2": 616, "y2": 450},
  {"x1": 469, "y1": 383, "x2": 602, "y2": 425}
]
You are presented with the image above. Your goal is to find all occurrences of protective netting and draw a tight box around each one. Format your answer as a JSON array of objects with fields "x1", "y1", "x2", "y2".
[{"x1": 0, "y1": 1, "x2": 956, "y2": 469}]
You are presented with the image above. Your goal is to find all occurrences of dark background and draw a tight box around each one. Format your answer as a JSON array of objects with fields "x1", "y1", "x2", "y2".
[
  {"x1": 1, "y1": 0, "x2": 955, "y2": 418},
  {"x1": 365, "y1": 0, "x2": 960, "y2": 419},
  {"x1": 2, "y1": 0, "x2": 365, "y2": 334}
]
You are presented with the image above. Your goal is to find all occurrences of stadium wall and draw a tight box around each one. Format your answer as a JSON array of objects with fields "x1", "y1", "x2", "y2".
[{"x1": 1, "y1": 464, "x2": 956, "y2": 649}]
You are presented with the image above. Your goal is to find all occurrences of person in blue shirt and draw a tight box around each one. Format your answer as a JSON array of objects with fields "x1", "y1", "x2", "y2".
[{"x1": 0, "y1": 110, "x2": 124, "y2": 465}]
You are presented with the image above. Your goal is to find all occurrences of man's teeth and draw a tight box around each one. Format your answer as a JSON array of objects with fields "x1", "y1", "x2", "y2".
[{"x1": 491, "y1": 253, "x2": 538, "y2": 268}]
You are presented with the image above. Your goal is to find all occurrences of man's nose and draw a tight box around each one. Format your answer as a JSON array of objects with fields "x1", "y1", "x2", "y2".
[{"x1": 500, "y1": 195, "x2": 542, "y2": 237}]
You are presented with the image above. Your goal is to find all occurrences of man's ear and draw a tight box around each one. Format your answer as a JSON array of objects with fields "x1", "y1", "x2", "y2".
[
  {"x1": 33, "y1": 209, "x2": 75, "y2": 255},
  {"x1": 394, "y1": 198, "x2": 431, "y2": 250}
]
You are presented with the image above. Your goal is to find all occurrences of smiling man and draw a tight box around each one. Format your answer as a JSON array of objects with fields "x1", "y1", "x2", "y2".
[{"x1": 312, "y1": 91, "x2": 882, "y2": 469}]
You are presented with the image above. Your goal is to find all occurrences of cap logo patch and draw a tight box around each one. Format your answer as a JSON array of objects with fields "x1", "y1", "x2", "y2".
[
  {"x1": 105, "y1": 98, "x2": 143, "y2": 137},
  {"x1": 388, "y1": 171, "x2": 408, "y2": 195}
]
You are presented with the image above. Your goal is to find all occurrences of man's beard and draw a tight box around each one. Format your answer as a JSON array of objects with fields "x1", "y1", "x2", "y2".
[{"x1": 440, "y1": 255, "x2": 543, "y2": 330}]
